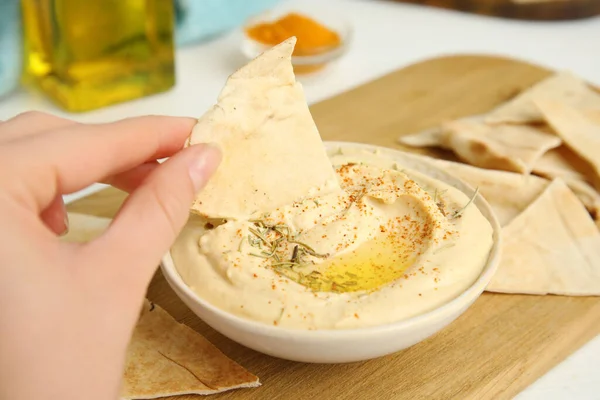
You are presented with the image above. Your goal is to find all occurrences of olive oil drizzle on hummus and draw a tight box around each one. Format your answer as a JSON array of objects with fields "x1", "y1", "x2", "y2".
[{"x1": 231, "y1": 163, "x2": 448, "y2": 294}]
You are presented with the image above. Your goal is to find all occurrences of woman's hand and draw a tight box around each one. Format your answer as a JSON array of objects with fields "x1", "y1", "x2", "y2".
[{"x1": 0, "y1": 111, "x2": 221, "y2": 400}]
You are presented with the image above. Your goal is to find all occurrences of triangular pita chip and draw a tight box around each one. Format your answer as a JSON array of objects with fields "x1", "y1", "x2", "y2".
[
  {"x1": 399, "y1": 119, "x2": 560, "y2": 174},
  {"x1": 486, "y1": 179, "x2": 600, "y2": 295},
  {"x1": 535, "y1": 99, "x2": 600, "y2": 191},
  {"x1": 397, "y1": 114, "x2": 485, "y2": 148},
  {"x1": 187, "y1": 37, "x2": 339, "y2": 219},
  {"x1": 397, "y1": 125, "x2": 445, "y2": 148},
  {"x1": 562, "y1": 179, "x2": 600, "y2": 223},
  {"x1": 585, "y1": 109, "x2": 600, "y2": 124},
  {"x1": 533, "y1": 146, "x2": 591, "y2": 183},
  {"x1": 485, "y1": 71, "x2": 600, "y2": 124},
  {"x1": 533, "y1": 147, "x2": 600, "y2": 219},
  {"x1": 61, "y1": 213, "x2": 111, "y2": 243},
  {"x1": 121, "y1": 301, "x2": 259, "y2": 399},
  {"x1": 430, "y1": 158, "x2": 549, "y2": 226},
  {"x1": 441, "y1": 120, "x2": 560, "y2": 174}
]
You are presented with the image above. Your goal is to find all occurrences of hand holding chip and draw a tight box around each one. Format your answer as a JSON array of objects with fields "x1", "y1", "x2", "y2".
[{"x1": 0, "y1": 111, "x2": 220, "y2": 400}]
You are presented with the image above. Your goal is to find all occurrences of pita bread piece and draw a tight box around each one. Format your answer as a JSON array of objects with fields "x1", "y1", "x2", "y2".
[
  {"x1": 431, "y1": 158, "x2": 549, "y2": 226},
  {"x1": 533, "y1": 147, "x2": 600, "y2": 219},
  {"x1": 397, "y1": 125, "x2": 446, "y2": 148},
  {"x1": 61, "y1": 213, "x2": 111, "y2": 243},
  {"x1": 441, "y1": 120, "x2": 560, "y2": 174},
  {"x1": 562, "y1": 179, "x2": 600, "y2": 223},
  {"x1": 485, "y1": 71, "x2": 600, "y2": 124},
  {"x1": 585, "y1": 109, "x2": 600, "y2": 124},
  {"x1": 187, "y1": 37, "x2": 339, "y2": 220},
  {"x1": 121, "y1": 301, "x2": 259, "y2": 399},
  {"x1": 535, "y1": 99, "x2": 600, "y2": 191},
  {"x1": 533, "y1": 146, "x2": 591, "y2": 183},
  {"x1": 397, "y1": 114, "x2": 485, "y2": 148},
  {"x1": 486, "y1": 179, "x2": 600, "y2": 295}
]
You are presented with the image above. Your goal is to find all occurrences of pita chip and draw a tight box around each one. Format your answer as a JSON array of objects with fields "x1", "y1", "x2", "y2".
[
  {"x1": 585, "y1": 109, "x2": 600, "y2": 124},
  {"x1": 187, "y1": 37, "x2": 339, "y2": 219},
  {"x1": 533, "y1": 147, "x2": 600, "y2": 219},
  {"x1": 485, "y1": 71, "x2": 600, "y2": 124},
  {"x1": 121, "y1": 301, "x2": 259, "y2": 399},
  {"x1": 398, "y1": 125, "x2": 446, "y2": 148},
  {"x1": 533, "y1": 146, "x2": 591, "y2": 183},
  {"x1": 441, "y1": 120, "x2": 561, "y2": 174},
  {"x1": 61, "y1": 213, "x2": 111, "y2": 243},
  {"x1": 399, "y1": 118, "x2": 560, "y2": 174},
  {"x1": 535, "y1": 99, "x2": 600, "y2": 191},
  {"x1": 563, "y1": 179, "x2": 600, "y2": 223},
  {"x1": 397, "y1": 114, "x2": 485, "y2": 148},
  {"x1": 430, "y1": 158, "x2": 549, "y2": 226},
  {"x1": 486, "y1": 179, "x2": 600, "y2": 295}
]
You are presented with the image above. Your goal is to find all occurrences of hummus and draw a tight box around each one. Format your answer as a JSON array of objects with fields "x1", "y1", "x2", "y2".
[{"x1": 171, "y1": 146, "x2": 494, "y2": 330}]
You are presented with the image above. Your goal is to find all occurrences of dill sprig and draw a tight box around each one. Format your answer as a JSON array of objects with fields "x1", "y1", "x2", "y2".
[
  {"x1": 452, "y1": 187, "x2": 479, "y2": 219},
  {"x1": 249, "y1": 252, "x2": 271, "y2": 259},
  {"x1": 244, "y1": 220, "x2": 334, "y2": 291},
  {"x1": 248, "y1": 227, "x2": 269, "y2": 246}
]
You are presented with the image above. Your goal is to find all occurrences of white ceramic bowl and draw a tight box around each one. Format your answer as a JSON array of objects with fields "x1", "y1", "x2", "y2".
[{"x1": 161, "y1": 142, "x2": 501, "y2": 363}]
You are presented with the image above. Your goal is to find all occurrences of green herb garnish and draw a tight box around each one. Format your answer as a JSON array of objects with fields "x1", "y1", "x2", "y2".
[
  {"x1": 249, "y1": 252, "x2": 270, "y2": 259},
  {"x1": 248, "y1": 227, "x2": 269, "y2": 246},
  {"x1": 452, "y1": 187, "x2": 479, "y2": 219},
  {"x1": 244, "y1": 220, "x2": 335, "y2": 291}
]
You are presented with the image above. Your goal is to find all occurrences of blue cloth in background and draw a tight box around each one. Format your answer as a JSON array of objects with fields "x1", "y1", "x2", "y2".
[
  {"x1": 175, "y1": 0, "x2": 282, "y2": 46},
  {"x1": 0, "y1": 0, "x2": 22, "y2": 98}
]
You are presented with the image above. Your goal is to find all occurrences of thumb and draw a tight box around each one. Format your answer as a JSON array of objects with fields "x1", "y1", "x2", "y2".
[{"x1": 96, "y1": 143, "x2": 221, "y2": 287}]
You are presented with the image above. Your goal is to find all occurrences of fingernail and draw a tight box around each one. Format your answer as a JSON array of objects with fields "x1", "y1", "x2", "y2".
[
  {"x1": 188, "y1": 143, "x2": 222, "y2": 192},
  {"x1": 59, "y1": 204, "x2": 70, "y2": 237}
]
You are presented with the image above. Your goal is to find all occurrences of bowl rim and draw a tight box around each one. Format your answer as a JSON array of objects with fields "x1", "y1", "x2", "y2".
[{"x1": 161, "y1": 141, "x2": 502, "y2": 338}]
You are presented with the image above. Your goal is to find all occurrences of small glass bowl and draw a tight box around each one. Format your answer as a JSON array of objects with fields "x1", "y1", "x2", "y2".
[{"x1": 241, "y1": 7, "x2": 353, "y2": 75}]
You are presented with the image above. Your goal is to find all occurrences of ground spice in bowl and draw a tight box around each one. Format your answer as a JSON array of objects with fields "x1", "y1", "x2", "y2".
[{"x1": 244, "y1": 12, "x2": 345, "y2": 74}]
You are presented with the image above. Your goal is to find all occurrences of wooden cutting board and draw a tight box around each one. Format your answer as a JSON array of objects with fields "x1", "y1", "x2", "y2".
[{"x1": 67, "y1": 54, "x2": 600, "y2": 400}]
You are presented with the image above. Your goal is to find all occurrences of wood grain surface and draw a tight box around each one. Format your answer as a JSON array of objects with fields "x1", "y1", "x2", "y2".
[{"x1": 67, "y1": 54, "x2": 600, "y2": 400}]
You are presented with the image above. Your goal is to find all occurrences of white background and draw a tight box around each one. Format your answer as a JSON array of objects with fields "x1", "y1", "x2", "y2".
[{"x1": 0, "y1": 0, "x2": 598, "y2": 397}]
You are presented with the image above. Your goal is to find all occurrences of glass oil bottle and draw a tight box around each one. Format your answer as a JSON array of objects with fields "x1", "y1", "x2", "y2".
[{"x1": 21, "y1": 0, "x2": 176, "y2": 112}]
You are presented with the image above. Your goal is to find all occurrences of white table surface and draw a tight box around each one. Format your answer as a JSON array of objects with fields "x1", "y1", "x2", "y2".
[{"x1": 1, "y1": 0, "x2": 599, "y2": 397}]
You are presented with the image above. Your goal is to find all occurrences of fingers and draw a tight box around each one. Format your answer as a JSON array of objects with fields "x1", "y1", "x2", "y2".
[
  {"x1": 0, "y1": 111, "x2": 77, "y2": 143},
  {"x1": 102, "y1": 161, "x2": 160, "y2": 193},
  {"x1": 92, "y1": 144, "x2": 221, "y2": 289},
  {"x1": 39, "y1": 195, "x2": 69, "y2": 236},
  {"x1": 3, "y1": 116, "x2": 197, "y2": 212}
]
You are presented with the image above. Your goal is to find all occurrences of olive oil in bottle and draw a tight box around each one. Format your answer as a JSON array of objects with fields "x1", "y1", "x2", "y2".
[{"x1": 21, "y1": 0, "x2": 176, "y2": 112}]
